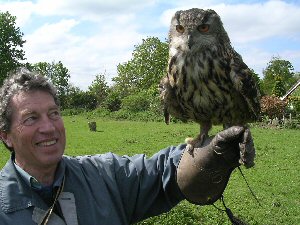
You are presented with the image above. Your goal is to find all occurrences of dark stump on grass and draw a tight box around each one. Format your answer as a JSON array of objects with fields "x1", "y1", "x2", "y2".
[{"x1": 88, "y1": 121, "x2": 97, "y2": 132}]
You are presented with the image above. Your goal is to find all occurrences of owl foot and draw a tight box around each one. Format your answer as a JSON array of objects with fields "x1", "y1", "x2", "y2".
[
  {"x1": 185, "y1": 134, "x2": 207, "y2": 155},
  {"x1": 185, "y1": 138, "x2": 194, "y2": 155}
]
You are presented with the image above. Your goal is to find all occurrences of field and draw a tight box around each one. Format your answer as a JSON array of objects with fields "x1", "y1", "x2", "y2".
[{"x1": 1, "y1": 115, "x2": 299, "y2": 224}]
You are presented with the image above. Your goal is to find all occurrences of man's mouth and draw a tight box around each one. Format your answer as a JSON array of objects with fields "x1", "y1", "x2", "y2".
[{"x1": 37, "y1": 139, "x2": 57, "y2": 147}]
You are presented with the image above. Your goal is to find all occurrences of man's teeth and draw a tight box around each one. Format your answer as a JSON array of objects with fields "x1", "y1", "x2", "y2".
[{"x1": 38, "y1": 140, "x2": 57, "y2": 147}]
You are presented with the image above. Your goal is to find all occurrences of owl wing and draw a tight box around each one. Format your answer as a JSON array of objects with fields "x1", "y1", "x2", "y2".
[
  {"x1": 159, "y1": 76, "x2": 189, "y2": 124},
  {"x1": 229, "y1": 52, "x2": 261, "y2": 119}
]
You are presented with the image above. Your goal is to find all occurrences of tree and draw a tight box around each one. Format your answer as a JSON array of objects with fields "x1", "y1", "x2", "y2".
[
  {"x1": 113, "y1": 37, "x2": 169, "y2": 97},
  {"x1": 272, "y1": 76, "x2": 286, "y2": 97},
  {"x1": 261, "y1": 56, "x2": 296, "y2": 95},
  {"x1": 0, "y1": 11, "x2": 26, "y2": 85},
  {"x1": 111, "y1": 37, "x2": 168, "y2": 113},
  {"x1": 64, "y1": 84, "x2": 97, "y2": 110},
  {"x1": 121, "y1": 91, "x2": 151, "y2": 112},
  {"x1": 88, "y1": 73, "x2": 109, "y2": 107},
  {"x1": 250, "y1": 68, "x2": 263, "y2": 95},
  {"x1": 104, "y1": 86, "x2": 122, "y2": 112},
  {"x1": 287, "y1": 95, "x2": 300, "y2": 117},
  {"x1": 286, "y1": 75, "x2": 300, "y2": 116},
  {"x1": 31, "y1": 61, "x2": 71, "y2": 108}
]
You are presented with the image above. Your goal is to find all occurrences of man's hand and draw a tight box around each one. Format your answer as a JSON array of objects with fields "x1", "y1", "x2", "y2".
[{"x1": 177, "y1": 126, "x2": 256, "y2": 205}]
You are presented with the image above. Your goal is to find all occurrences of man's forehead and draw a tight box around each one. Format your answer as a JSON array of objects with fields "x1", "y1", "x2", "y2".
[{"x1": 11, "y1": 90, "x2": 57, "y2": 113}]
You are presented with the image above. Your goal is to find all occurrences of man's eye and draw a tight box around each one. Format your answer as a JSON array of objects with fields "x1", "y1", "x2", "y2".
[
  {"x1": 23, "y1": 116, "x2": 36, "y2": 125},
  {"x1": 49, "y1": 110, "x2": 61, "y2": 119}
]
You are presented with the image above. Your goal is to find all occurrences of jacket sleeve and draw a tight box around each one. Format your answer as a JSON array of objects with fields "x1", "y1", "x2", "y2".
[
  {"x1": 80, "y1": 144, "x2": 186, "y2": 223},
  {"x1": 119, "y1": 144, "x2": 186, "y2": 223}
]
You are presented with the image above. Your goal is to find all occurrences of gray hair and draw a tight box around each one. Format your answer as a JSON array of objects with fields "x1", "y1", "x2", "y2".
[{"x1": 0, "y1": 67, "x2": 59, "y2": 133}]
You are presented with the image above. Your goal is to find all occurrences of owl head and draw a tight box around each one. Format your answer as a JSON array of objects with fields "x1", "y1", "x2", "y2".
[{"x1": 168, "y1": 8, "x2": 231, "y2": 54}]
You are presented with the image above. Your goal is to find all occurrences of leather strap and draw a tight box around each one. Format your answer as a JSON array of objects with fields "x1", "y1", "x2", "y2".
[{"x1": 39, "y1": 176, "x2": 65, "y2": 225}]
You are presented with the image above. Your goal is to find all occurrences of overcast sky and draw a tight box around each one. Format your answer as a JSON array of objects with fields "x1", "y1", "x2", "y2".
[{"x1": 1, "y1": 0, "x2": 300, "y2": 90}]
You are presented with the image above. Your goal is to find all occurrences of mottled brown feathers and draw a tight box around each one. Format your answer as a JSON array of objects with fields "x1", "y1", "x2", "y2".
[{"x1": 160, "y1": 8, "x2": 261, "y2": 142}]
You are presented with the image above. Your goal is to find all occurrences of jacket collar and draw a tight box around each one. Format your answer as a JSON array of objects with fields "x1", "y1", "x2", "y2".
[{"x1": 0, "y1": 154, "x2": 65, "y2": 213}]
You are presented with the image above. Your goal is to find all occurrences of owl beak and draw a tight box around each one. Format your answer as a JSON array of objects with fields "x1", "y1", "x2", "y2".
[{"x1": 187, "y1": 35, "x2": 193, "y2": 49}]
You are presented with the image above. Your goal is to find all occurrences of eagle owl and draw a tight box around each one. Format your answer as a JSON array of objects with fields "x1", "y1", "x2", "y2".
[{"x1": 160, "y1": 8, "x2": 261, "y2": 153}]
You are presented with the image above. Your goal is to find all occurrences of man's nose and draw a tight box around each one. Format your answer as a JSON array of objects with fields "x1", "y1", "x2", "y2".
[{"x1": 38, "y1": 116, "x2": 56, "y2": 133}]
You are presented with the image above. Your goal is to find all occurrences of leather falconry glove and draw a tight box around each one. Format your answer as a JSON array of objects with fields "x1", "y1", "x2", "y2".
[{"x1": 177, "y1": 126, "x2": 255, "y2": 205}]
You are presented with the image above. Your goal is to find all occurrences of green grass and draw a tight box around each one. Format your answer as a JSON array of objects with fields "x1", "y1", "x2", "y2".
[{"x1": 1, "y1": 116, "x2": 299, "y2": 224}]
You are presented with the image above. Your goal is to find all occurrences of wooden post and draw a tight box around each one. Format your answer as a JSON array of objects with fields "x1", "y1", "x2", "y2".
[{"x1": 88, "y1": 121, "x2": 97, "y2": 132}]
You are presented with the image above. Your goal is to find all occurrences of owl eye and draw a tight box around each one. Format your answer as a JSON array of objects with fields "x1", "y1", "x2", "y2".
[
  {"x1": 198, "y1": 24, "x2": 210, "y2": 33},
  {"x1": 176, "y1": 25, "x2": 185, "y2": 33}
]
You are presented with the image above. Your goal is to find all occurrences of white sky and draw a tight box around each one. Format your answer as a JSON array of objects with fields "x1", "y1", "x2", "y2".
[{"x1": 1, "y1": 0, "x2": 300, "y2": 90}]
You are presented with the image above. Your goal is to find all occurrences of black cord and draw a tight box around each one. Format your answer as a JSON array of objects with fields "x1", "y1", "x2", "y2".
[
  {"x1": 237, "y1": 166, "x2": 262, "y2": 207},
  {"x1": 221, "y1": 196, "x2": 247, "y2": 225},
  {"x1": 212, "y1": 166, "x2": 262, "y2": 225}
]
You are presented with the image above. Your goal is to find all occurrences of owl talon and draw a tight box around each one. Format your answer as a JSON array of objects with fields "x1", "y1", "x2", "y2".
[
  {"x1": 185, "y1": 136, "x2": 205, "y2": 155},
  {"x1": 186, "y1": 144, "x2": 194, "y2": 155},
  {"x1": 185, "y1": 138, "x2": 195, "y2": 155},
  {"x1": 185, "y1": 133, "x2": 208, "y2": 155}
]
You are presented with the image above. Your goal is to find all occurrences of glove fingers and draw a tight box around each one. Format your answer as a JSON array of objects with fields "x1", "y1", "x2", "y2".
[
  {"x1": 214, "y1": 126, "x2": 245, "y2": 147},
  {"x1": 239, "y1": 128, "x2": 256, "y2": 168},
  {"x1": 211, "y1": 126, "x2": 256, "y2": 168}
]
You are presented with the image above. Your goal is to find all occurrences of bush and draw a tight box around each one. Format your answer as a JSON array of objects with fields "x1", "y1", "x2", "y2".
[
  {"x1": 261, "y1": 95, "x2": 287, "y2": 119},
  {"x1": 282, "y1": 119, "x2": 300, "y2": 129},
  {"x1": 287, "y1": 96, "x2": 300, "y2": 116},
  {"x1": 104, "y1": 91, "x2": 122, "y2": 112},
  {"x1": 61, "y1": 108, "x2": 87, "y2": 116},
  {"x1": 121, "y1": 92, "x2": 151, "y2": 112},
  {"x1": 111, "y1": 109, "x2": 132, "y2": 120},
  {"x1": 86, "y1": 108, "x2": 111, "y2": 118},
  {"x1": 64, "y1": 91, "x2": 97, "y2": 110},
  {"x1": 109, "y1": 109, "x2": 163, "y2": 122}
]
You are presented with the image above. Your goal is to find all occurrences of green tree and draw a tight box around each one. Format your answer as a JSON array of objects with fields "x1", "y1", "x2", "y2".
[
  {"x1": 261, "y1": 56, "x2": 296, "y2": 95},
  {"x1": 121, "y1": 91, "x2": 151, "y2": 112},
  {"x1": 0, "y1": 11, "x2": 26, "y2": 85},
  {"x1": 272, "y1": 76, "x2": 286, "y2": 97},
  {"x1": 65, "y1": 84, "x2": 97, "y2": 110},
  {"x1": 287, "y1": 75, "x2": 300, "y2": 116},
  {"x1": 31, "y1": 61, "x2": 71, "y2": 108},
  {"x1": 113, "y1": 37, "x2": 168, "y2": 97},
  {"x1": 88, "y1": 73, "x2": 109, "y2": 107},
  {"x1": 112, "y1": 37, "x2": 168, "y2": 113},
  {"x1": 250, "y1": 68, "x2": 263, "y2": 95},
  {"x1": 63, "y1": 84, "x2": 81, "y2": 109},
  {"x1": 104, "y1": 86, "x2": 122, "y2": 112}
]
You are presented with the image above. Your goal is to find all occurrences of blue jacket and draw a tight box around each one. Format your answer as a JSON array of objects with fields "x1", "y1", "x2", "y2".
[{"x1": 0, "y1": 144, "x2": 185, "y2": 225}]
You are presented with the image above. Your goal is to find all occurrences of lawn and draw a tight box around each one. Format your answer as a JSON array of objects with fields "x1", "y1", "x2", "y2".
[{"x1": 1, "y1": 115, "x2": 299, "y2": 224}]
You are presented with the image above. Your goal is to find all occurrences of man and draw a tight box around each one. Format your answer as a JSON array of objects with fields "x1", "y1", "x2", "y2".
[{"x1": 0, "y1": 68, "x2": 255, "y2": 224}]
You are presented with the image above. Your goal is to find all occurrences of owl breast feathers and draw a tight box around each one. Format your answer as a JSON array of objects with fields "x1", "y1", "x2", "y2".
[{"x1": 160, "y1": 8, "x2": 261, "y2": 132}]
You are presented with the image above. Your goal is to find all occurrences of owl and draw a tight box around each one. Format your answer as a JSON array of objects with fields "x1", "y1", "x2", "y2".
[{"x1": 160, "y1": 8, "x2": 261, "y2": 153}]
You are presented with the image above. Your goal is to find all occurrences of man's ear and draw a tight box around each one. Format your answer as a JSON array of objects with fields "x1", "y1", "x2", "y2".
[{"x1": 0, "y1": 131, "x2": 12, "y2": 147}]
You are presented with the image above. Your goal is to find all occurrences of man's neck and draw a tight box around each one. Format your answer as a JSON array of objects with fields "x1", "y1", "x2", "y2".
[{"x1": 15, "y1": 159, "x2": 57, "y2": 186}]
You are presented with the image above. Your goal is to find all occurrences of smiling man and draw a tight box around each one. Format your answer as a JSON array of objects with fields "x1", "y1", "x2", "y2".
[
  {"x1": 4, "y1": 89, "x2": 65, "y2": 185},
  {"x1": 0, "y1": 68, "x2": 255, "y2": 224}
]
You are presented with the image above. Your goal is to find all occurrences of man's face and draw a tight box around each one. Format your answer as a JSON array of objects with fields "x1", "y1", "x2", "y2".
[{"x1": 3, "y1": 90, "x2": 66, "y2": 171}]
